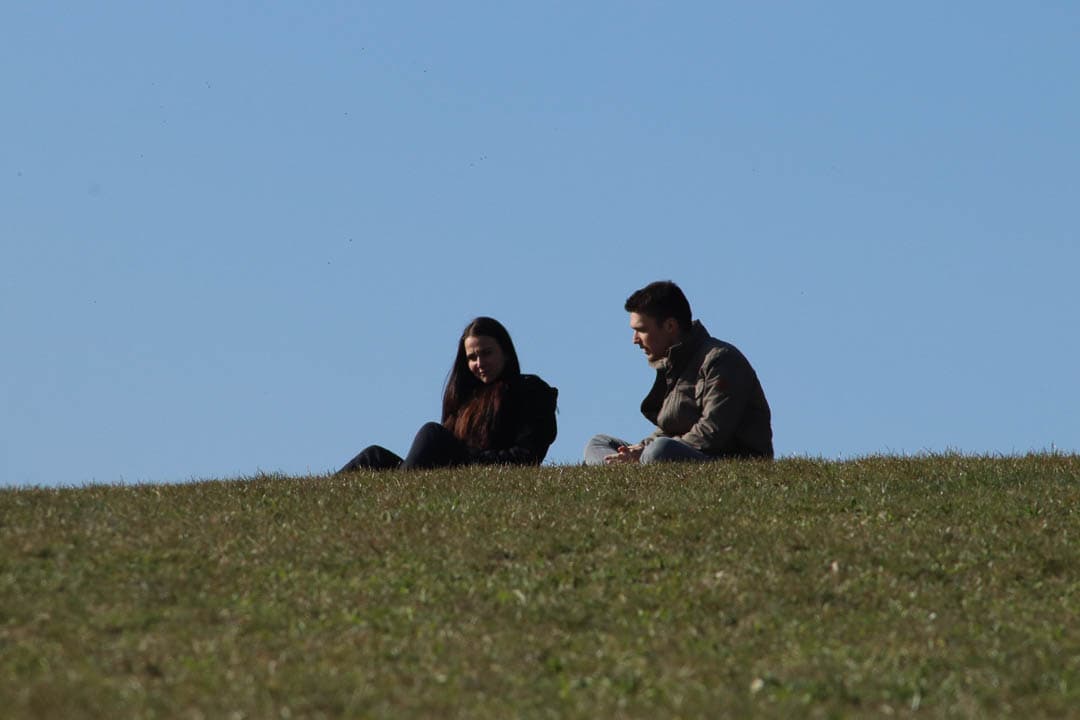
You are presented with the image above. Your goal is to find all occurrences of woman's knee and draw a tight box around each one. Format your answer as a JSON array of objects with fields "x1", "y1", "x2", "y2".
[
  {"x1": 403, "y1": 421, "x2": 467, "y2": 470},
  {"x1": 408, "y1": 423, "x2": 452, "y2": 456},
  {"x1": 414, "y1": 422, "x2": 448, "y2": 441},
  {"x1": 339, "y1": 444, "x2": 390, "y2": 472}
]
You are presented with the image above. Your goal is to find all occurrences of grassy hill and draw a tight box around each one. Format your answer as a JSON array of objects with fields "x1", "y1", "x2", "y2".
[{"x1": 2, "y1": 455, "x2": 1078, "y2": 718}]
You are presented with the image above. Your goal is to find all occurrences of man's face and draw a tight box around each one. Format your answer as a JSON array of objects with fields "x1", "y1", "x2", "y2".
[{"x1": 630, "y1": 312, "x2": 680, "y2": 365}]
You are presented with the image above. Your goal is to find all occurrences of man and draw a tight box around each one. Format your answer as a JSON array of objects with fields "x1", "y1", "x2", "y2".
[{"x1": 584, "y1": 280, "x2": 773, "y2": 465}]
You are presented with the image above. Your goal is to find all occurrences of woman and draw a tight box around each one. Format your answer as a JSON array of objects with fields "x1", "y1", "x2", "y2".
[{"x1": 338, "y1": 317, "x2": 558, "y2": 472}]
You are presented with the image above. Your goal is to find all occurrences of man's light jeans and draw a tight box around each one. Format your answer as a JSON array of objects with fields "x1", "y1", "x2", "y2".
[{"x1": 583, "y1": 434, "x2": 712, "y2": 466}]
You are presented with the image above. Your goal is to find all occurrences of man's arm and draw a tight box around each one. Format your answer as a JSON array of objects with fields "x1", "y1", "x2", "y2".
[
  {"x1": 677, "y1": 353, "x2": 750, "y2": 453},
  {"x1": 640, "y1": 427, "x2": 664, "y2": 446}
]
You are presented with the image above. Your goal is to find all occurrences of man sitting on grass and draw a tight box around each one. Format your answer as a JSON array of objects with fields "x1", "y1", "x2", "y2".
[{"x1": 584, "y1": 280, "x2": 774, "y2": 465}]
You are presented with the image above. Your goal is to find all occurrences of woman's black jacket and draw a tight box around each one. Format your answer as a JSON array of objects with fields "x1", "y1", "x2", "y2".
[{"x1": 463, "y1": 374, "x2": 558, "y2": 466}]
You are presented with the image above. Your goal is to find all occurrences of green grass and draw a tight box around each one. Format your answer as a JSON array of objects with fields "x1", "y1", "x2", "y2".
[{"x1": 2, "y1": 455, "x2": 1079, "y2": 718}]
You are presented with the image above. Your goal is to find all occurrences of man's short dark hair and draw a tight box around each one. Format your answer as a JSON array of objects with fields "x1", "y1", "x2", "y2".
[{"x1": 624, "y1": 280, "x2": 692, "y2": 332}]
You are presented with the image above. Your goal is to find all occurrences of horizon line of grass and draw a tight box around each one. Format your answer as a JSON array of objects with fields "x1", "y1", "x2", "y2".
[
  {"x1": 3, "y1": 449, "x2": 1078, "y2": 491},
  {"x1": 3, "y1": 454, "x2": 1078, "y2": 718}
]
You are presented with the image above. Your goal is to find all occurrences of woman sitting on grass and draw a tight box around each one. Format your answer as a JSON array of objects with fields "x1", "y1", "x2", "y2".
[{"x1": 338, "y1": 317, "x2": 558, "y2": 472}]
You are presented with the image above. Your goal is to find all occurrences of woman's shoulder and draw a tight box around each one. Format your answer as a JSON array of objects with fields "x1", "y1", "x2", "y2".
[
  {"x1": 510, "y1": 374, "x2": 558, "y2": 405},
  {"x1": 514, "y1": 373, "x2": 556, "y2": 391}
]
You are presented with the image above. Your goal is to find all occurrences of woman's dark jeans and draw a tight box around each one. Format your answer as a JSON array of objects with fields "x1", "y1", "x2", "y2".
[{"x1": 338, "y1": 422, "x2": 471, "y2": 473}]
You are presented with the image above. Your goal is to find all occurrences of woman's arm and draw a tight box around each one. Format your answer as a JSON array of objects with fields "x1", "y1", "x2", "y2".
[{"x1": 473, "y1": 376, "x2": 558, "y2": 465}]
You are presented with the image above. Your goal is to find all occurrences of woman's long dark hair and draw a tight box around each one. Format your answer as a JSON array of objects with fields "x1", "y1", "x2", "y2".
[{"x1": 442, "y1": 317, "x2": 522, "y2": 449}]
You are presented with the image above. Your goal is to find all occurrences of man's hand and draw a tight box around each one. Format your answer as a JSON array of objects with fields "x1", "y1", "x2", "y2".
[{"x1": 604, "y1": 444, "x2": 644, "y2": 465}]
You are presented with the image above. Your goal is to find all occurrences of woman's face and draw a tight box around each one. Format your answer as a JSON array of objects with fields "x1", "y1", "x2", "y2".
[{"x1": 464, "y1": 334, "x2": 506, "y2": 384}]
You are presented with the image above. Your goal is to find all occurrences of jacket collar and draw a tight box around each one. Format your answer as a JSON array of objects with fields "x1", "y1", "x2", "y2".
[{"x1": 660, "y1": 320, "x2": 709, "y2": 374}]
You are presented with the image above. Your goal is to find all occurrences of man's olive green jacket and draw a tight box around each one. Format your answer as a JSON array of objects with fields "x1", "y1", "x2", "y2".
[{"x1": 640, "y1": 321, "x2": 773, "y2": 458}]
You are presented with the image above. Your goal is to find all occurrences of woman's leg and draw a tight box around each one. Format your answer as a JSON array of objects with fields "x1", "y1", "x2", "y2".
[
  {"x1": 583, "y1": 434, "x2": 629, "y2": 466},
  {"x1": 400, "y1": 422, "x2": 471, "y2": 470},
  {"x1": 639, "y1": 437, "x2": 712, "y2": 464},
  {"x1": 337, "y1": 445, "x2": 403, "y2": 473}
]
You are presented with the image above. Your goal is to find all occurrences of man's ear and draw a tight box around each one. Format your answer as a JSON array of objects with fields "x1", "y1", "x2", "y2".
[{"x1": 662, "y1": 317, "x2": 680, "y2": 336}]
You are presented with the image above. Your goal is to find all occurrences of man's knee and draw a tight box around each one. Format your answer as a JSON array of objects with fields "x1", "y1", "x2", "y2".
[
  {"x1": 640, "y1": 437, "x2": 693, "y2": 464},
  {"x1": 640, "y1": 437, "x2": 669, "y2": 464},
  {"x1": 583, "y1": 434, "x2": 621, "y2": 465},
  {"x1": 586, "y1": 434, "x2": 620, "y2": 449}
]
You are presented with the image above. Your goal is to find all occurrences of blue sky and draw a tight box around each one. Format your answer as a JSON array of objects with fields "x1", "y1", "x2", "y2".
[{"x1": 3, "y1": 2, "x2": 1078, "y2": 486}]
